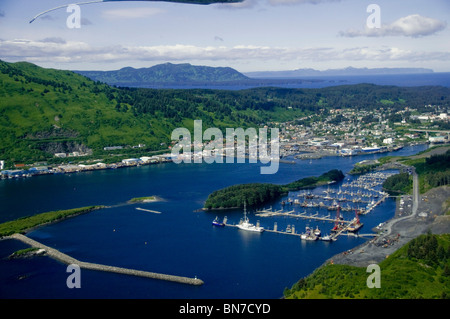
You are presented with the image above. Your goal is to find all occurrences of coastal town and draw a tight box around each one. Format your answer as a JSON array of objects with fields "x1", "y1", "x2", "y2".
[
  {"x1": 1, "y1": 105, "x2": 449, "y2": 179},
  {"x1": 276, "y1": 104, "x2": 449, "y2": 159}
]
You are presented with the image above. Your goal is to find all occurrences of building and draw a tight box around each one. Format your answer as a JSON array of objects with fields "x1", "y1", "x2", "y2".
[
  {"x1": 54, "y1": 153, "x2": 67, "y2": 158},
  {"x1": 122, "y1": 158, "x2": 142, "y2": 166},
  {"x1": 429, "y1": 136, "x2": 446, "y2": 144}
]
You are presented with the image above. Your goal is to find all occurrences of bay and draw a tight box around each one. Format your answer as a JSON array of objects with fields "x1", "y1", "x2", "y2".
[{"x1": 0, "y1": 144, "x2": 427, "y2": 299}]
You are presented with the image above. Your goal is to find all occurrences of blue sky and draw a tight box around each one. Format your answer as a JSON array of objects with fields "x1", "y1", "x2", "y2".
[{"x1": 0, "y1": 0, "x2": 449, "y2": 72}]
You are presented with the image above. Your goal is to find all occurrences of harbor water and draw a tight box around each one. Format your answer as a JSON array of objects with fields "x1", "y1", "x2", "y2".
[{"x1": 0, "y1": 144, "x2": 427, "y2": 298}]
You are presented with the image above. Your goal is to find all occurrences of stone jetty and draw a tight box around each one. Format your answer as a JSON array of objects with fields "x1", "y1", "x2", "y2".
[{"x1": 9, "y1": 233, "x2": 204, "y2": 286}]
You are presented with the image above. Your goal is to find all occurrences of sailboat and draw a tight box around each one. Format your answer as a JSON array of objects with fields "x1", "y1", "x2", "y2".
[{"x1": 237, "y1": 202, "x2": 264, "y2": 232}]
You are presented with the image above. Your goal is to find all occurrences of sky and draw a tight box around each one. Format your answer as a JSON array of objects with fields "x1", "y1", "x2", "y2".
[{"x1": 0, "y1": 0, "x2": 449, "y2": 73}]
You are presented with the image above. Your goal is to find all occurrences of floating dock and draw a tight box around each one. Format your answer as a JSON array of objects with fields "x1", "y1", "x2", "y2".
[
  {"x1": 9, "y1": 233, "x2": 203, "y2": 286},
  {"x1": 255, "y1": 208, "x2": 352, "y2": 224},
  {"x1": 215, "y1": 172, "x2": 393, "y2": 242}
]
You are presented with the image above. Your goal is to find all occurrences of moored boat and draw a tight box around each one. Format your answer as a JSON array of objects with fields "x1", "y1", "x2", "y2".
[
  {"x1": 212, "y1": 216, "x2": 225, "y2": 227},
  {"x1": 237, "y1": 203, "x2": 264, "y2": 232}
]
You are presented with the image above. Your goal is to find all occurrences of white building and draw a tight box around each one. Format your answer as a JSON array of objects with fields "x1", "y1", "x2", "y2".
[
  {"x1": 54, "y1": 153, "x2": 67, "y2": 158},
  {"x1": 429, "y1": 136, "x2": 446, "y2": 143}
]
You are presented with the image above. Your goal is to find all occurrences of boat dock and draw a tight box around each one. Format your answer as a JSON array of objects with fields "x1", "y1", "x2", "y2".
[
  {"x1": 255, "y1": 207, "x2": 352, "y2": 224},
  {"x1": 219, "y1": 217, "x2": 361, "y2": 242},
  {"x1": 215, "y1": 172, "x2": 393, "y2": 242},
  {"x1": 9, "y1": 233, "x2": 203, "y2": 286}
]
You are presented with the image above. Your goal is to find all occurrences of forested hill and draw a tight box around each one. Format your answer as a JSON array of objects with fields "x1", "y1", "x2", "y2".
[
  {"x1": 76, "y1": 63, "x2": 249, "y2": 87},
  {"x1": 1, "y1": 59, "x2": 450, "y2": 166}
]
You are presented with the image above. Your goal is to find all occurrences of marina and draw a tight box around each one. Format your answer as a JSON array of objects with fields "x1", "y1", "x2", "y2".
[{"x1": 213, "y1": 171, "x2": 395, "y2": 242}]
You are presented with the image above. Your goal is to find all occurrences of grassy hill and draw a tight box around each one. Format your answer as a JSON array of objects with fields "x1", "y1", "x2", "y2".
[
  {"x1": 0, "y1": 60, "x2": 281, "y2": 166},
  {"x1": 0, "y1": 60, "x2": 166, "y2": 164},
  {"x1": 283, "y1": 233, "x2": 450, "y2": 299}
]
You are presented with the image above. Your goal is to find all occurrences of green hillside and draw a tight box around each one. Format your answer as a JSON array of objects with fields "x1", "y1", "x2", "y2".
[
  {"x1": 284, "y1": 233, "x2": 450, "y2": 299},
  {"x1": 0, "y1": 60, "x2": 167, "y2": 165},
  {"x1": 0, "y1": 60, "x2": 278, "y2": 166}
]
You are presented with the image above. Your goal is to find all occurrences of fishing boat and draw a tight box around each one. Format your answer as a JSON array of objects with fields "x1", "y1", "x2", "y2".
[
  {"x1": 237, "y1": 203, "x2": 264, "y2": 232},
  {"x1": 321, "y1": 234, "x2": 332, "y2": 241},
  {"x1": 301, "y1": 226, "x2": 318, "y2": 241},
  {"x1": 212, "y1": 216, "x2": 225, "y2": 227}
]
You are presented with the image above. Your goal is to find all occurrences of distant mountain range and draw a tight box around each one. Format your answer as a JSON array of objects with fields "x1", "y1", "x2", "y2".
[
  {"x1": 75, "y1": 63, "x2": 436, "y2": 88},
  {"x1": 245, "y1": 67, "x2": 434, "y2": 78},
  {"x1": 75, "y1": 63, "x2": 249, "y2": 87}
]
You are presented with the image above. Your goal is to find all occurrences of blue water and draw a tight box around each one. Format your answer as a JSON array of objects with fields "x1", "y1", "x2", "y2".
[
  {"x1": 141, "y1": 73, "x2": 450, "y2": 90},
  {"x1": 0, "y1": 144, "x2": 427, "y2": 299}
]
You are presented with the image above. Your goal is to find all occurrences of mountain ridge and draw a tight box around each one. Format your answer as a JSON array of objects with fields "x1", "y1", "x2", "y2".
[
  {"x1": 75, "y1": 62, "x2": 249, "y2": 87},
  {"x1": 245, "y1": 67, "x2": 434, "y2": 78}
]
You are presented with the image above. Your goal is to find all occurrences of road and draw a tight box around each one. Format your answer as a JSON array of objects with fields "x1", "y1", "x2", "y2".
[
  {"x1": 411, "y1": 167, "x2": 419, "y2": 216},
  {"x1": 382, "y1": 167, "x2": 418, "y2": 237}
]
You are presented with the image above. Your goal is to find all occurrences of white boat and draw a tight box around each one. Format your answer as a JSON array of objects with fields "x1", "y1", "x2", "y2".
[
  {"x1": 321, "y1": 234, "x2": 332, "y2": 241},
  {"x1": 301, "y1": 226, "x2": 317, "y2": 241},
  {"x1": 237, "y1": 203, "x2": 264, "y2": 233},
  {"x1": 314, "y1": 226, "x2": 321, "y2": 237}
]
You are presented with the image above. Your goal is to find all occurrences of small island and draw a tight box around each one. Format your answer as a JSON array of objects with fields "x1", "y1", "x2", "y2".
[
  {"x1": 128, "y1": 196, "x2": 161, "y2": 204},
  {"x1": 203, "y1": 169, "x2": 344, "y2": 210}
]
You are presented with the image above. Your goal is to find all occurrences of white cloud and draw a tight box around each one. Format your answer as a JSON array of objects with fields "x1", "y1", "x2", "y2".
[
  {"x1": 340, "y1": 14, "x2": 447, "y2": 38},
  {"x1": 102, "y1": 7, "x2": 165, "y2": 19},
  {"x1": 1, "y1": 38, "x2": 449, "y2": 66}
]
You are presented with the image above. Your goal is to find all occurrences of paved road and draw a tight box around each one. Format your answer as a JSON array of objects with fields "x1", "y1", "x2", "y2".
[{"x1": 412, "y1": 167, "x2": 419, "y2": 216}]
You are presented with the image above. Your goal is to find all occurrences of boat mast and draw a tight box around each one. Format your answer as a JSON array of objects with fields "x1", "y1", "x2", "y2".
[{"x1": 243, "y1": 201, "x2": 247, "y2": 220}]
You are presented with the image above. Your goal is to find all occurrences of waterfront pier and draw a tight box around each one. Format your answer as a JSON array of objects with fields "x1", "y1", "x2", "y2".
[
  {"x1": 255, "y1": 208, "x2": 352, "y2": 224},
  {"x1": 9, "y1": 233, "x2": 204, "y2": 286}
]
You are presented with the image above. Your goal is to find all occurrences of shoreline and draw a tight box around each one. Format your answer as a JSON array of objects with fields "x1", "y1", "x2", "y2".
[
  {"x1": 324, "y1": 185, "x2": 450, "y2": 268},
  {"x1": 0, "y1": 143, "x2": 430, "y2": 181}
]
